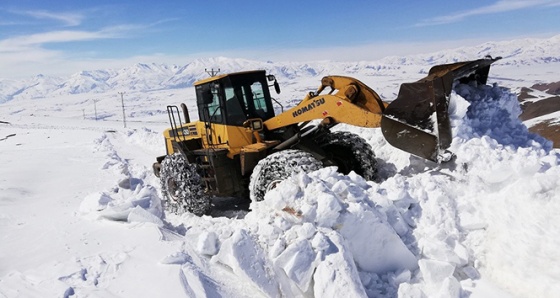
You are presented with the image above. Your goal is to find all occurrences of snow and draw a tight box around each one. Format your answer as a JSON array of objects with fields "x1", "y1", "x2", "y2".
[{"x1": 2, "y1": 37, "x2": 560, "y2": 297}]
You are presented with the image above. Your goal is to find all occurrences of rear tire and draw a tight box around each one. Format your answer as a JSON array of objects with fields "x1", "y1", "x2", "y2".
[
  {"x1": 249, "y1": 149, "x2": 322, "y2": 202},
  {"x1": 159, "y1": 153, "x2": 211, "y2": 216},
  {"x1": 318, "y1": 131, "x2": 378, "y2": 181}
]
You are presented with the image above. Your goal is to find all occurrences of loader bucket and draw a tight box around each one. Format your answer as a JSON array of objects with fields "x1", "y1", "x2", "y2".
[{"x1": 381, "y1": 57, "x2": 501, "y2": 162}]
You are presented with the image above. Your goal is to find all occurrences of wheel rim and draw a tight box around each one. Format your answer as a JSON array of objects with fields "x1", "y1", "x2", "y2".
[
  {"x1": 266, "y1": 179, "x2": 283, "y2": 193},
  {"x1": 166, "y1": 177, "x2": 180, "y2": 202}
]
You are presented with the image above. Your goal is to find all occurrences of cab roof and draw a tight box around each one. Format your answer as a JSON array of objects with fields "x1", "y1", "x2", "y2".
[{"x1": 193, "y1": 70, "x2": 266, "y2": 86}]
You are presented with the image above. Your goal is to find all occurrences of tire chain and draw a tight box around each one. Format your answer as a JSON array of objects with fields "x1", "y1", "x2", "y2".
[
  {"x1": 249, "y1": 149, "x2": 322, "y2": 202},
  {"x1": 160, "y1": 153, "x2": 211, "y2": 216}
]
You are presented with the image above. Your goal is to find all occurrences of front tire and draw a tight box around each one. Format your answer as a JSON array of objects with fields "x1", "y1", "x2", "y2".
[
  {"x1": 249, "y1": 149, "x2": 322, "y2": 202},
  {"x1": 159, "y1": 153, "x2": 211, "y2": 216},
  {"x1": 318, "y1": 131, "x2": 378, "y2": 181}
]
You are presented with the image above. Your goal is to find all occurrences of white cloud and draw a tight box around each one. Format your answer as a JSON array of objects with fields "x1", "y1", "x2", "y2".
[
  {"x1": 17, "y1": 10, "x2": 84, "y2": 27},
  {"x1": 0, "y1": 11, "x2": 184, "y2": 78},
  {"x1": 416, "y1": 0, "x2": 560, "y2": 26},
  {"x1": 0, "y1": 26, "x2": 136, "y2": 78},
  {"x1": 0, "y1": 31, "x2": 113, "y2": 52}
]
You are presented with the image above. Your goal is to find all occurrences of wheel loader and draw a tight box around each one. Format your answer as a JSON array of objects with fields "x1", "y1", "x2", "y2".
[{"x1": 152, "y1": 57, "x2": 501, "y2": 215}]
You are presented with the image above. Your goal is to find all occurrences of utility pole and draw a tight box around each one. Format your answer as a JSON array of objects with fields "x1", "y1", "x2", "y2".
[
  {"x1": 205, "y1": 68, "x2": 220, "y2": 77},
  {"x1": 118, "y1": 92, "x2": 127, "y2": 128},
  {"x1": 82, "y1": 109, "x2": 85, "y2": 120},
  {"x1": 93, "y1": 99, "x2": 99, "y2": 121}
]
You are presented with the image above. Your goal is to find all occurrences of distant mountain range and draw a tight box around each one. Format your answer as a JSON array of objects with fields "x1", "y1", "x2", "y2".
[{"x1": 1, "y1": 35, "x2": 559, "y2": 103}]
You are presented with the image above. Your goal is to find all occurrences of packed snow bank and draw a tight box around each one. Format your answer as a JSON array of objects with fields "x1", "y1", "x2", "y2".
[
  {"x1": 80, "y1": 186, "x2": 163, "y2": 226},
  {"x1": 242, "y1": 167, "x2": 419, "y2": 297},
  {"x1": 379, "y1": 83, "x2": 560, "y2": 297},
  {"x1": 77, "y1": 82, "x2": 560, "y2": 298},
  {"x1": 80, "y1": 131, "x2": 163, "y2": 225},
  {"x1": 446, "y1": 84, "x2": 560, "y2": 297}
]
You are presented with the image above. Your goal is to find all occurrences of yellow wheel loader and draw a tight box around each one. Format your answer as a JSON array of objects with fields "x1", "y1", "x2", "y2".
[{"x1": 153, "y1": 57, "x2": 501, "y2": 215}]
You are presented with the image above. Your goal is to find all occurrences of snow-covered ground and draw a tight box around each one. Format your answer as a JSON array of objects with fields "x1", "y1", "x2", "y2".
[{"x1": 1, "y1": 44, "x2": 560, "y2": 297}]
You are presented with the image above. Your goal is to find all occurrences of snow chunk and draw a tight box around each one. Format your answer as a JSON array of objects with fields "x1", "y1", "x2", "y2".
[
  {"x1": 274, "y1": 239, "x2": 317, "y2": 292},
  {"x1": 339, "y1": 203, "x2": 418, "y2": 273},
  {"x1": 82, "y1": 185, "x2": 163, "y2": 224},
  {"x1": 418, "y1": 259, "x2": 457, "y2": 296},
  {"x1": 127, "y1": 206, "x2": 164, "y2": 227},
  {"x1": 313, "y1": 231, "x2": 367, "y2": 298},
  {"x1": 212, "y1": 229, "x2": 280, "y2": 297},
  {"x1": 315, "y1": 191, "x2": 342, "y2": 228},
  {"x1": 196, "y1": 231, "x2": 219, "y2": 256}
]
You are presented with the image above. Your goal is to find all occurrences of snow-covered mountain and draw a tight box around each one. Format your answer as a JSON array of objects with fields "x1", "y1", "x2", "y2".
[
  {"x1": 379, "y1": 35, "x2": 560, "y2": 66},
  {"x1": 1, "y1": 35, "x2": 559, "y2": 103}
]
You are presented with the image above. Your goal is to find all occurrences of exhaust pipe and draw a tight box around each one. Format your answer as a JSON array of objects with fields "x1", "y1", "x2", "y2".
[{"x1": 181, "y1": 103, "x2": 191, "y2": 123}]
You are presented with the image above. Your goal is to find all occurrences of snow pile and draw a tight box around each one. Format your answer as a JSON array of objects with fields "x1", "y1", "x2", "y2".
[
  {"x1": 446, "y1": 84, "x2": 560, "y2": 297},
  {"x1": 453, "y1": 83, "x2": 551, "y2": 149},
  {"x1": 80, "y1": 132, "x2": 163, "y2": 225},
  {"x1": 147, "y1": 168, "x2": 421, "y2": 297},
  {"x1": 241, "y1": 168, "x2": 418, "y2": 297},
  {"x1": 375, "y1": 83, "x2": 560, "y2": 297},
  {"x1": 76, "y1": 82, "x2": 560, "y2": 297},
  {"x1": 80, "y1": 186, "x2": 163, "y2": 226}
]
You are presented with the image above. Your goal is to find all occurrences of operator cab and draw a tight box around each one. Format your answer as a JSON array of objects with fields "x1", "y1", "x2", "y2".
[{"x1": 195, "y1": 70, "x2": 280, "y2": 126}]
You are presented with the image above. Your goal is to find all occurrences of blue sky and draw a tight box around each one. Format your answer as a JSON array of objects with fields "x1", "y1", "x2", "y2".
[{"x1": 1, "y1": 0, "x2": 559, "y2": 78}]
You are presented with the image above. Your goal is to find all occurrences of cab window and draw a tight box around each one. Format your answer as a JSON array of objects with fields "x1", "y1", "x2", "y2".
[
  {"x1": 196, "y1": 84, "x2": 223, "y2": 123},
  {"x1": 250, "y1": 81, "x2": 268, "y2": 118}
]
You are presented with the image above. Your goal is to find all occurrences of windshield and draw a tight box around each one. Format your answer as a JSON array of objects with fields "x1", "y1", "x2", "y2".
[{"x1": 228, "y1": 73, "x2": 274, "y2": 122}]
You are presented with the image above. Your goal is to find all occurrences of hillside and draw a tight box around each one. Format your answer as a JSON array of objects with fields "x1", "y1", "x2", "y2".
[{"x1": 518, "y1": 83, "x2": 560, "y2": 147}]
